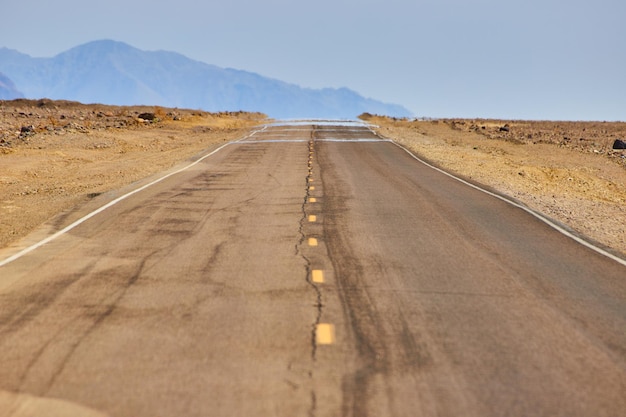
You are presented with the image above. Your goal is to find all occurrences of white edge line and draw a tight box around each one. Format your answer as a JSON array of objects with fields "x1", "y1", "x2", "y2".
[
  {"x1": 236, "y1": 139, "x2": 309, "y2": 143},
  {"x1": 398, "y1": 144, "x2": 626, "y2": 268},
  {"x1": 0, "y1": 127, "x2": 266, "y2": 268},
  {"x1": 366, "y1": 126, "x2": 626, "y2": 268},
  {"x1": 318, "y1": 138, "x2": 391, "y2": 143},
  {"x1": 235, "y1": 139, "x2": 390, "y2": 143}
]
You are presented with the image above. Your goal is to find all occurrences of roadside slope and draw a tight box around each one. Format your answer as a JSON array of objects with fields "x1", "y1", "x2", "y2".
[{"x1": 0, "y1": 100, "x2": 265, "y2": 249}]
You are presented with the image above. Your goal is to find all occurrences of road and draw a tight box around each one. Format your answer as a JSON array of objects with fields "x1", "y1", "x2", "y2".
[{"x1": 0, "y1": 122, "x2": 625, "y2": 417}]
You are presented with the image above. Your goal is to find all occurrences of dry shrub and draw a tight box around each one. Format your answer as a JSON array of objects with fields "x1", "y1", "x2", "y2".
[
  {"x1": 47, "y1": 116, "x2": 62, "y2": 128},
  {"x1": 154, "y1": 106, "x2": 168, "y2": 120}
]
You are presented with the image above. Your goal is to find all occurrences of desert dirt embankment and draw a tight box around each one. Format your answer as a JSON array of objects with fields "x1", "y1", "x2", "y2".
[
  {"x1": 0, "y1": 99, "x2": 266, "y2": 250},
  {"x1": 363, "y1": 114, "x2": 626, "y2": 256}
]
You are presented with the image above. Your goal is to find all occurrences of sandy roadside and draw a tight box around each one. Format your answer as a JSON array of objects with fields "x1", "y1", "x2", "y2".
[
  {"x1": 365, "y1": 115, "x2": 626, "y2": 257},
  {"x1": 0, "y1": 100, "x2": 266, "y2": 250}
]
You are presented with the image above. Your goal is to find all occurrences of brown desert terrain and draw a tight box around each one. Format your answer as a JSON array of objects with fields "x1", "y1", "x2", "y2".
[
  {"x1": 1, "y1": 99, "x2": 625, "y2": 260},
  {"x1": 0, "y1": 99, "x2": 265, "y2": 251}
]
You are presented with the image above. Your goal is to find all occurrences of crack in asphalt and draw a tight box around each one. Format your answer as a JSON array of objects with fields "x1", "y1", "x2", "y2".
[
  {"x1": 294, "y1": 132, "x2": 323, "y2": 417},
  {"x1": 295, "y1": 134, "x2": 324, "y2": 361}
]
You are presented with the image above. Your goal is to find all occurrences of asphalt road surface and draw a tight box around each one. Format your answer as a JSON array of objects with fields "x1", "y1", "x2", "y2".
[{"x1": 1, "y1": 122, "x2": 625, "y2": 417}]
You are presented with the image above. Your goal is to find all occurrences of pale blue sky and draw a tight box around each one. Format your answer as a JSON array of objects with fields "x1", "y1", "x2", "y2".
[{"x1": 1, "y1": 0, "x2": 624, "y2": 120}]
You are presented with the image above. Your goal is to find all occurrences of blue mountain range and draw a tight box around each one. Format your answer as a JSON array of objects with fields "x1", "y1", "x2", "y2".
[
  {"x1": 0, "y1": 40, "x2": 411, "y2": 119},
  {"x1": 0, "y1": 71, "x2": 23, "y2": 100}
]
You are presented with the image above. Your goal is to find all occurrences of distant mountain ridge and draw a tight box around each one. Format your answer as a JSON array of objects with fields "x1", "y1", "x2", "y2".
[
  {"x1": 0, "y1": 71, "x2": 23, "y2": 99},
  {"x1": 0, "y1": 40, "x2": 411, "y2": 119}
]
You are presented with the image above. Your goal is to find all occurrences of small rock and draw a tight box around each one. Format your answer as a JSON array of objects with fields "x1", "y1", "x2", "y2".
[
  {"x1": 612, "y1": 139, "x2": 626, "y2": 150},
  {"x1": 137, "y1": 112, "x2": 157, "y2": 121},
  {"x1": 20, "y1": 125, "x2": 35, "y2": 134},
  {"x1": 19, "y1": 125, "x2": 36, "y2": 138}
]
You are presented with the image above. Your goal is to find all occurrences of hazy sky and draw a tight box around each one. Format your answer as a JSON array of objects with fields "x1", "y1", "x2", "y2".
[{"x1": 1, "y1": 0, "x2": 624, "y2": 120}]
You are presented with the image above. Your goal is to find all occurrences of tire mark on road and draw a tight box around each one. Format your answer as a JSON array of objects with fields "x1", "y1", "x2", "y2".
[{"x1": 15, "y1": 257, "x2": 150, "y2": 395}]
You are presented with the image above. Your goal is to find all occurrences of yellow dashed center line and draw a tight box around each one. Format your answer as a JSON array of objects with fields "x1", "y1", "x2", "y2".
[
  {"x1": 307, "y1": 144, "x2": 334, "y2": 347},
  {"x1": 316, "y1": 323, "x2": 335, "y2": 345},
  {"x1": 312, "y1": 269, "x2": 324, "y2": 283}
]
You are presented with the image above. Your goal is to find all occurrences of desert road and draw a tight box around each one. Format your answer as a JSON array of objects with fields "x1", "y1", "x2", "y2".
[{"x1": 0, "y1": 122, "x2": 625, "y2": 417}]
